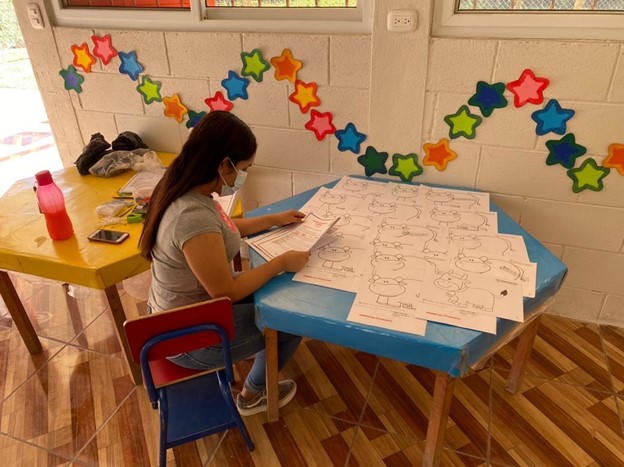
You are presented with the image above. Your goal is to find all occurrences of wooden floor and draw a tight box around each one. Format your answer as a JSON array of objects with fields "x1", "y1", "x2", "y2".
[{"x1": 1, "y1": 273, "x2": 623, "y2": 466}]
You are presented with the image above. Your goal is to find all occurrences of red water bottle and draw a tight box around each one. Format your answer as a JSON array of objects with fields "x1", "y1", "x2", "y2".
[{"x1": 34, "y1": 170, "x2": 74, "y2": 241}]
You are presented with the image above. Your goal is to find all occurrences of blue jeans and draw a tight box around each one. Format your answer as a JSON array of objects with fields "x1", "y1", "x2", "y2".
[{"x1": 163, "y1": 301, "x2": 301, "y2": 393}]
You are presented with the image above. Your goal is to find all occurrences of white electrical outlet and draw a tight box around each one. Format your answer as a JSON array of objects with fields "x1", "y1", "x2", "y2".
[{"x1": 387, "y1": 10, "x2": 417, "y2": 32}]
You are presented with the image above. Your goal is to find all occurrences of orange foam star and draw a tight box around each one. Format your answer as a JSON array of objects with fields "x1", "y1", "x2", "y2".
[
  {"x1": 289, "y1": 80, "x2": 321, "y2": 113},
  {"x1": 163, "y1": 94, "x2": 188, "y2": 123},
  {"x1": 422, "y1": 138, "x2": 458, "y2": 171},
  {"x1": 71, "y1": 43, "x2": 96, "y2": 73},
  {"x1": 270, "y1": 48, "x2": 302, "y2": 83},
  {"x1": 603, "y1": 143, "x2": 624, "y2": 176}
]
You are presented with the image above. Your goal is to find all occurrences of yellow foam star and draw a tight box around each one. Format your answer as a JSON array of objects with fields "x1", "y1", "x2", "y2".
[
  {"x1": 71, "y1": 43, "x2": 96, "y2": 73},
  {"x1": 288, "y1": 80, "x2": 320, "y2": 113}
]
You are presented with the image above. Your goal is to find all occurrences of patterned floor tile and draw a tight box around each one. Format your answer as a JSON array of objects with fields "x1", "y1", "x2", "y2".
[
  {"x1": 601, "y1": 324, "x2": 624, "y2": 394},
  {"x1": 0, "y1": 433, "x2": 71, "y2": 467}
]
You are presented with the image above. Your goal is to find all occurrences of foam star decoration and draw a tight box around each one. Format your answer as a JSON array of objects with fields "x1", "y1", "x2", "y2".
[
  {"x1": 357, "y1": 146, "x2": 388, "y2": 177},
  {"x1": 289, "y1": 80, "x2": 321, "y2": 113},
  {"x1": 389, "y1": 153, "x2": 423, "y2": 182},
  {"x1": 71, "y1": 43, "x2": 96, "y2": 73},
  {"x1": 422, "y1": 138, "x2": 458, "y2": 171},
  {"x1": 545, "y1": 133, "x2": 587, "y2": 169},
  {"x1": 270, "y1": 48, "x2": 302, "y2": 83},
  {"x1": 304, "y1": 110, "x2": 336, "y2": 141},
  {"x1": 221, "y1": 71, "x2": 250, "y2": 101},
  {"x1": 467, "y1": 81, "x2": 508, "y2": 117},
  {"x1": 567, "y1": 158, "x2": 610, "y2": 193},
  {"x1": 240, "y1": 49, "x2": 271, "y2": 83},
  {"x1": 531, "y1": 99, "x2": 575, "y2": 136},
  {"x1": 118, "y1": 51, "x2": 143, "y2": 81},
  {"x1": 136, "y1": 76, "x2": 162, "y2": 104},
  {"x1": 91, "y1": 34, "x2": 117, "y2": 65},
  {"x1": 444, "y1": 105, "x2": 482, "y2": 140},
  {"x1": 186, "y1": 110, "x2": 207, "y2": 129},
  {"x1": 603, "y1": 143, "x2": 624, "y2": 176},
  {"x1": 162, "y1": 94, "x2": 188, "y2": 123},
  {"x1": 335, "y1": 122, "x2": 367, "y2": 153},
  {"x1": 59, "y1": 65, "x2": 85, "y2": 93},
  {"x1": 204, "y1": 91, "x2": 234, "y2": 112},
  {"x1": 506, "y1": 69, "x2": 550, "y2": 108}
]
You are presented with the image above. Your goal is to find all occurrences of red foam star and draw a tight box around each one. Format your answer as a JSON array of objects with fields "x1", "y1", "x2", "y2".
[
  {"x1": 305, "y1": 109, "x2": 336, "y2": 141},
  {"x1": 506, "y1": 69, "x2": 550, "y2": 108},
  {"x1": 270, "y1": 48, "x2": 302, "y2": 83},
  {"x1": 422, "y1": 138, "x2": 457, "y2": 171},
  {"x1": 71, "y1": 43, "x2": 96, "y2": 73},
  {"x1": 91, "y1": 34, "x2": 117, "y2": 66},
  {"x1": 603, "y1": 143, "x2": 624, "y2": 176},
  {"x1": 205, "y1": 91, "x2": 234, "y2": 112},
  {"x1": 163, "y1": 94, "x2": 188, "y2": 123},
  {"x1": 289, "y1": 80, "x2": 321, "y2": 113}
]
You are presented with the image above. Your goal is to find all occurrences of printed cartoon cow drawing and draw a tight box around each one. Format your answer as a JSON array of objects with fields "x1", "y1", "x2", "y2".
[{"x1": 433, "y1": 271, "x2": 507, "y2": 312}]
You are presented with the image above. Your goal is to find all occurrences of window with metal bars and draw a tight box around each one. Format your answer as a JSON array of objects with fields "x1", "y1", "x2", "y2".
[
  {"x1": 433, "y1": 0, "x2": 624, "y2": 40},
  {"x1": 457, "y1": 0, "x2": 624, "y2": 11}
]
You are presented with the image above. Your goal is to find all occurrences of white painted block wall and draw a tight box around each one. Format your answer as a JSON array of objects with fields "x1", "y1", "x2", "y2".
[{"x1": 13, "y1": 0, "x2": 624, "y2": 326}]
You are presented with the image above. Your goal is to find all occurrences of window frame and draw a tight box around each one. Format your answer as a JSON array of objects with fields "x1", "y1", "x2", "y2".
[
  {"x1": 49, "y1": 0, "x2": 372, "y2": 34},
  {"x1": 433, "y1": 0, "x2": 624, "y2": 41}
]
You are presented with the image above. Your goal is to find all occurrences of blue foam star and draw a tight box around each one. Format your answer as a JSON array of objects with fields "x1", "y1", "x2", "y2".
[
  {"x1": 186, "y1": 110, "x2": 207, "y2": 129},
  {"x1": 467, "y1": 81, "x2": 508, "y2": 117},
  {"x1": 531, "y1": 99, "x2": 575, "y2": 136},
  {"x1": 59, "y1": 65, "x2": 84, "y2": 93},
  {"x1": 221, "y1": 70, "x2": 250, "y2": 101},
  {"x1": 545, "y1": 133, "x2": 586, "y2": 169},
  {"x1": 118, "y1": 50, "x2": 144, "y2": 81},
  {"x1": 335, "y1": 122, "x2": 367, "y2": 153}
]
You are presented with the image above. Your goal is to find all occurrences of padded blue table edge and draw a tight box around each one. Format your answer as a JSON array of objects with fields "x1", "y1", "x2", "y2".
[{"x1": 249, "y1": 177, "x2": 568, "y2": 378}]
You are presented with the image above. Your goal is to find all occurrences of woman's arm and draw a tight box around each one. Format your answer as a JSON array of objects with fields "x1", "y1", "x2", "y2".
[
  {"x1": 183, "y1": 231, "x2": 309, "y2": 302},
  {"x1": 233, "y1": 209, "x2": 305, "y2": 238}
]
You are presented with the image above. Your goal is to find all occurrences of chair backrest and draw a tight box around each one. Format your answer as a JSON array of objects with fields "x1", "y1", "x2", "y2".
[{"x1": 123, "y1": 297, "x2": 234, "y2": 364}]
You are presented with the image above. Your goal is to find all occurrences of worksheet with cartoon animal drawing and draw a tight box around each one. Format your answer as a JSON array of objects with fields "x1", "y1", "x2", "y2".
[
  {"x1": 347, "y1": 262, "x2": 428, "y2": 336},
  {"x1": 418, "y1": 264, "x2": 524, "y2": 322},
  {"x1": 301, "y1": 186, "x2": 367, "y2": 218},
  {"x1": 332, "y1": 176, "x2": 393, "y2": 198},
  {"x1": 447, "y1": 230, "x2": 530, "y2": 262},
  {"x1": 446, "y1": 245, "x2": 537, "y2": 298},
  {"x1": 418, "y1": 185, "x2": 490, "y2": 212},
  {"x1": 415, "y1": 302, "x2": 498, "y2": 334}
]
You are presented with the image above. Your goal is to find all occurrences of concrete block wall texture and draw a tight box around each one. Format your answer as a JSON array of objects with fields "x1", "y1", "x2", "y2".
[{"x1": 11, "y1": 0, "x2": 624, "y2": 326}]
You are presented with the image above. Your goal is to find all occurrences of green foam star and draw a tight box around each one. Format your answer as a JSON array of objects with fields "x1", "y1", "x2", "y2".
[
  {"x1": 566, "y1": 158, "x2": 610, "y2": 193},
  {"x1": 389, "y1": 153, "x2": 422, "y2": 182},
  {"x1": 357, "y1": 146, "x2": 388, "y2": 177},
  {"x1": 444, "y1": 105, "x2": 483, "y2": 139},
  {"x1": 241, "y1": 49, "x2": 271, "y2": 83},
  {"x1": 136, "y1": 76, "x2": 162, "y2": 104}
]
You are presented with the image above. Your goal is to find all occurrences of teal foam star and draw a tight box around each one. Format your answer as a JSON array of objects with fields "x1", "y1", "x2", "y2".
[
  {"x1": 240, "y1": 48, "x2": 271, "y2": 83},
  {"x1": 467, "y1": 81, "x2": 508, "y2": 117},
  {"x1": 335, "y1": 122, "x2": 367, "y2": 153},
  {"x1": 389, "y1": 153, "x2": 422, "y2": 182},
  {"x1": 357, "y1": 146, "x2": 388, "y2": 177},
  {"x1": 567, "y1": 158, "x2": 610, "y2": 192},
  {"x1": 545, "y1": 133, "x2": 587, "y2": 169},
  {"x1": 118, "y1": 50, "x2": 143, "y2": 81},
  {"x1": 186, "y1": 110, "x2": 207, "y2": 129},
  {"x1": 531, "y1": 99, "x2": 575, "y2": 136}
]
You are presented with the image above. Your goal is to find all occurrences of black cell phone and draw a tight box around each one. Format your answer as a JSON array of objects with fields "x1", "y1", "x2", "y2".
[{"x1": 87, "y1": 229, "x2": 129, "y2": 244}]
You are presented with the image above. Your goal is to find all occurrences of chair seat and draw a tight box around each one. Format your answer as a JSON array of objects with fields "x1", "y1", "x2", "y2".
[{"x1": 162, "y1": 371, "x2": 240, "y2": 447}]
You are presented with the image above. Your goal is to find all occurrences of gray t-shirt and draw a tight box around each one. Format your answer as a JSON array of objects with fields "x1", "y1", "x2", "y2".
[{"x1": 148, "y1": 190, "x2": 241, "y2": 312}]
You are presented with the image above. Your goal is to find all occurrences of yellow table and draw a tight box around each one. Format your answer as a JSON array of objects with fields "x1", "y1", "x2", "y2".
[{"x1": 0, "y1": 153, "x2": 177, "y2": 384}]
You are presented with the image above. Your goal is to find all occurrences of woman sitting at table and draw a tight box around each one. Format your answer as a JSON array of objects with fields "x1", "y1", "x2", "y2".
[{"x1": 139, "y1": 111, "x2": 310, "y2": 416}]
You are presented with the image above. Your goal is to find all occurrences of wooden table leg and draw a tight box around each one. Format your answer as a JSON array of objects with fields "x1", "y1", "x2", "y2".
[
  {"x1": 0, "y1": 270, "x2": 42, "y2": 353},
  {"x1": 424, "y1": 371, "x2": 456, "y2": 467},
  {"x1": 506, "y1": 315, "x2": 542, "y2": 394},
  {"x1": 104, "y1": 284, "x2": 142, "y2": 385},
  {"x1": 264, "y1": 328, "x2": 279, "y2": 422}
]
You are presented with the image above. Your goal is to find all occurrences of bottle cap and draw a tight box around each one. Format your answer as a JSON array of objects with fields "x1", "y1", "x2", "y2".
[{"x1": 35, "y1": 170, "x2": 53, "y2": 186}]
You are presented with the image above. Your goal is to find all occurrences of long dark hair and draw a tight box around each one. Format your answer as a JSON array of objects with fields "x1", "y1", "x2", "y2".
[{"x1": 139, "y1": 111, "x2": 257, "y2": 260}]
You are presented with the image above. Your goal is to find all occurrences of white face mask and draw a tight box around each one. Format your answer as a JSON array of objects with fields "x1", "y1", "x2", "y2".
[{"x1": 220, "y1": 159, "x2": 247, "y2": 196}]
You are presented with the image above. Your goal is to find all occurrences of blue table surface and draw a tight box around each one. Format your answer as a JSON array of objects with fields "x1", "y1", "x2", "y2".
[{"x1": 249, "y1": 177, "x2": 568, "y2": 378}]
